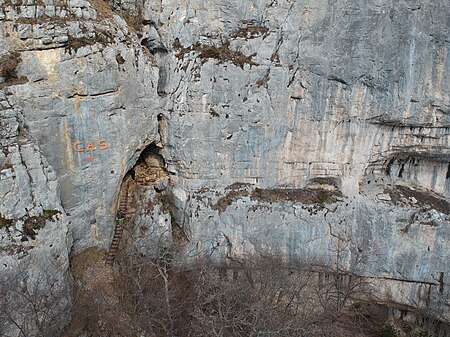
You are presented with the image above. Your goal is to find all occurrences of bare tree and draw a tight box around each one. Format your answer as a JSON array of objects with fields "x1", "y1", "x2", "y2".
[
  {"x1": 0, "y1": 260, "x2": 71, "y2": 337},
  {"x1": 114, "y1": 246, "x2": 194, "y2": 337},
  {"x1": 63, "y1": 243, "x2": 431, "y2": 337}
]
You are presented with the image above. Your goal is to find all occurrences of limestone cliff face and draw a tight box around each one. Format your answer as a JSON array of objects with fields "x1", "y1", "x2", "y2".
[
  {"x1": 154, "y1": 0, "x2": 450, "y2": 319},
  {"x1": 0, "y1": 1, "x2": 160, "y2": 334},
  {"x1": 1, "y1": 1, "x2": 164, "y2": 249},
  {"x1": 0, "y1": 92, "x2": 71, "y2": 335},
  {"x1": 0, "y1": 0, "x2": 449, "y2": 330}
]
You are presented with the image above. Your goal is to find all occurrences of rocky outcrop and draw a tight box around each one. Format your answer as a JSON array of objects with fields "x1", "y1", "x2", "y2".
[
  {"x1": 0, "y1": 0, "x2": 159, "y2": 334},
  {"x1": 0, "y1": 0, "x2": 449, "y2": 331},
  {"x1": 150, "y1": 0, "x2": 450, "y2": 321},
  {"x1": 1, "y1": 0, "x2": 165, "y2": 250},
  {"x1": 0, "y1": 92, "x2": 71, "y2": 336}
]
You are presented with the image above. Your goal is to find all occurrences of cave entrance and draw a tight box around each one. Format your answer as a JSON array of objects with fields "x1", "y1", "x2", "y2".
[
  {"x1": 117, "y1": 143, "x2": 168, "y2": 219},
  {"x1": 107, "y1": 143, "x2": 169, "y2": 264}
]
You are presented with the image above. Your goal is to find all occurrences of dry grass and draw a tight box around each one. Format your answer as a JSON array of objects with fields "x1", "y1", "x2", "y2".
[
  {"x1": 22, "y1": 209, "x2": 60, "y2": 239},
  {"x1": 212, "y1": 183, "x2": 252, "y2": 212},
  {"x1": 0, "y1": 52, "x2": 28, "y2": 88},
  {"x1": 0, "y1": 213, "x2": 13, "y2": 229},
  {"x1": 65, "y1": 29, "x2": 114, "y2": 53},
  {"x1": 174, "y1": 40, "x2": 258, "y2": 68},
  {"x1": 0, "y1": 52, "x2": 21, "y2": 78},
  {"x1": 85, "y1": 0, "x2": 114, "y2": 18},
  {"x1": 231, "y1": 25, "x2": 269, "y2": 39},
  {"x1": 63, "y1": 247, "x2": 124, "y2": 337},
  {"x1": 70, "y1": 247, "x2": 107, "y2": 280},
  {"x1": 212, "y1": 183, "x2": 343, "y2": 213},
  {"x1": 251, "y1": 187, "x2": 343, "y2": 205},
  {"x1": 384, "y1": 185, "x2": 450, "y2": 215}
]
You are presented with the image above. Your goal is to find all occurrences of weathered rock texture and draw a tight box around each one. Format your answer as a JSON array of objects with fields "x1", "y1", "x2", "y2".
[
  {"x1": 153, "y1": 0, "x2": 450, "y2": 321},
  {"x1": 0, "y1": 92, "x2": 71, "y2": 335},
  {"x1": 0, "y1": 0, "x2": 449, "y2": 331}
]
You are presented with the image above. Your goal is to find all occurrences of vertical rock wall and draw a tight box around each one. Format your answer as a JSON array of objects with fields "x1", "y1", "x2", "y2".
[
  {"x1": 0, "y1": 1, "x2": 162, "y2": 334},
  {"x1": 0, "y1": 93, "x2": 71, "y2": 335},
  {"x1": 140, "y1": 0, "x2": 450, "y2": 320},
  {"x1": 0, "y1": 0, "x2": 449, "y2": 328}
]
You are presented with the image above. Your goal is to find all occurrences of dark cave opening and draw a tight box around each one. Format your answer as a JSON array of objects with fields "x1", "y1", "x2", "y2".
[
  {"x1": 116, "y1": 142, "x2": 168, "y2": 215},
  {"x1": 107, "y1": 142, "x2": 171, "y2": 263}
]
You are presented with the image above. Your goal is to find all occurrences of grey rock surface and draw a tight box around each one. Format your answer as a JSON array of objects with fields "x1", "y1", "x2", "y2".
[
  {"x1": 151, "y1": 0, "x2": 450, "y2": 319},
  {"x1": 0, "y1": 0, "x2": 449, "y2": 327},
  {"x1": 0, "y1": 95, "x2": 71, "y2": 336},
  {"x1": 132, "y1": 188, "x2": 172, "y2": 256},
  {"x1": 3, "y1": 13, "x2": 162, "y2": 249}
]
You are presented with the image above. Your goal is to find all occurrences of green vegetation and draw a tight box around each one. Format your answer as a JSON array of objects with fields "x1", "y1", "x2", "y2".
[{"x1": 43, "y1": 209, "x2": 61, "y2": 218}]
